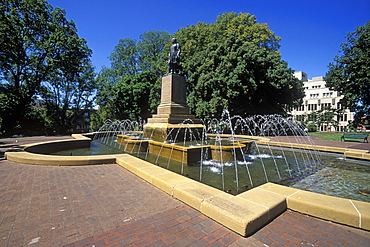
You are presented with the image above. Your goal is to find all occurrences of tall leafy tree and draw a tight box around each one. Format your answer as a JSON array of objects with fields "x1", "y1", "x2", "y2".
[
  {"x1": 325, "y1": 21, "x2": 370, "y2": 118},
  {"x1": 92, "y1": 31, "x2": 170, "y2": 128},
  {"x1": 138, "y1": 31, "x2": 171, "y2": 76},
  {"x1": 92, "y1": 70, "x2": 159, "y2": 130},
  {"x1": 91, "y1": 68, "x2": 117, "y2": 130},
  {"x1": 107, "y1": 31, "x2": 171, "y2": 77},
  {"x1": 111, "y1": 70, "x2": 159, "y2": 120},
  {"x1": 109, "y1": 39, "x2": 138, "y2": 75},
  {"x1": 40, "y1": 59, "x2": 96, "y2": 134},
  {"x1": 0, "y1": 0, "x2": 95, "y2": 135},
  {"x1": 175, "y1": 12, "x2": 304, "y2": 118}
]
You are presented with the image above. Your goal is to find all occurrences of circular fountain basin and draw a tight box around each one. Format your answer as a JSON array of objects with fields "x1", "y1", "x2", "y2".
[{"x1": 5, "y1": 134, "x2": 118, "y2": 166}]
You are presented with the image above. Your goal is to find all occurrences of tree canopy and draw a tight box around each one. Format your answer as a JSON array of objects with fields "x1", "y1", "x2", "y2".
[
  {"x1": 0, "y1": 0, "x2": 95, "y2": 136},
  {"x1": 108, "y1": 31, "x2": 171, "y2": 77},
  {"x1": 92, "y1": 69, "x2": 159, "y2": 130},
  {"x1": 92, "y1": 31, "x2": 170, "y2": 129},
  {"x1": 92, "y1": 13, "x2": 305, "y2": 128},
  {"x1": 325, "y1": 21, "x2": 370, "y2": 117},
  {"x1": 175, "y1": 12, "x2": 304, "y2": 118}
]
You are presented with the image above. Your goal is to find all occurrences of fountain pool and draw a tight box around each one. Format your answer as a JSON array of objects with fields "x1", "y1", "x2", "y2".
[{"x1": 52, "y1": 138, "x2": 370, "y2": 203}]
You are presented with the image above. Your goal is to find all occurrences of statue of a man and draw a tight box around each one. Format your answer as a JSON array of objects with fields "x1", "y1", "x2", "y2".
[{"x1": 168, "y1": 38, "x2": 183, "y2": 74}]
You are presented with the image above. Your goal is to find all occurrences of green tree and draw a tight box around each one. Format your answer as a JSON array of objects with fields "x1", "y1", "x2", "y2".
[
  {"x1": 91, "y1": 68, "x2": 117, "y2": 130},
  {"x1": 138, "y1": 31, "x2": 171, "y2": 76},
  {"x1": 0, "y1": 0, "x2": 95, "y2": 136},
  {"x1": 92, "y1": 70, "x2": 159, "y2": 130},
  {"x1": 40, "y1": 60, "x2": 96, "y2": 134},
  {"x1": 109, "y1": 39, "x2": 138, "y2": 75},
  {"x1": 92, "y1": 31, "x2": 169, "y2": 128},
  {"x1": 325, "y1": 21, "x2": 370, "y2": 117},
  {"x1": 175, "y1": 12, "x2": 304, "y2": 118},
  {"x1": 107, "y1": 31, "x2": 171, "y2": 77},
  {"x1": 304, "y1": 106, "x2": 341, "y2": 132},
  {"x1": 112, "y1": 71, "x2": 159, "y2": 120}
]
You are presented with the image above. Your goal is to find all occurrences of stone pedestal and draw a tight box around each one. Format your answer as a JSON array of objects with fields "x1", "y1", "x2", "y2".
[
  {"x1": 148, "y1": 74, "x2": 199, "y2": 124},
  {"x1": 144, "y1": 74, "x2": 203, "y2": 142}
]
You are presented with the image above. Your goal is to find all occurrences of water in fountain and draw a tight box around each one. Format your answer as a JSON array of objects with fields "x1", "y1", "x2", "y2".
[
  {"x1": 93, "y1": 110, "x2": 323, "y2": 195},
  {"x1": 197, "y1": 110, "x2": 322, "y2": 193}
]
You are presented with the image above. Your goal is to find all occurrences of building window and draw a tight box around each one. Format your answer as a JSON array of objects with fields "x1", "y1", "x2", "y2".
[
  {"x1": 295, "y1": 105, "x2": 305, "y2": 111},
  {"x1": 308, "y1": 104, "x2": 318, "y2": 111},
  {"x1": 321, "y1": 103, "x2": 330, "y2": 109},
  {"x1": 310, "y1": 93, "x2": 319, "y2": 98}
]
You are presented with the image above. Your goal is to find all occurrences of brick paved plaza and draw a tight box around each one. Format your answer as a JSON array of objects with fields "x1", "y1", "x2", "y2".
[{"x1": 0, "y1": 136, "x2": 369, "y2": 246}]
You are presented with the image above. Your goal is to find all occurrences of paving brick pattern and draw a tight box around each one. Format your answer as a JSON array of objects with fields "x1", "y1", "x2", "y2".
[
  {"x1": 65, "y1": 206, "x2": 370, "y2": 247},
  {"x1": 0, "y1": 136, "x2": 369, "y2": 247}
]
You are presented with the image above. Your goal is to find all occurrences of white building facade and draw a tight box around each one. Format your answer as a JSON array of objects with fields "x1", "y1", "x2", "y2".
[{"x1": 290, "y1": 71, "x2": 355, "y2": 132}]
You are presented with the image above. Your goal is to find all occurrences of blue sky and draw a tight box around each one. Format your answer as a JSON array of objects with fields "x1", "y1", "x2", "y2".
[{"x1": 48, "y1": 0, "x2": 369, "y2": 79}]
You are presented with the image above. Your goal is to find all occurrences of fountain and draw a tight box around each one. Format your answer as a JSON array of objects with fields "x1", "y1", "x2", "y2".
[
  {"x1": 87, "y1": 110, "x2": 370, "y2": 234},
  {"x1": 92, "y1": 112, "x2": 325, "y2": 195},
  {"x1": 90, "y1": 38, "x2": 325, "y2": 194},
  {"x1": 5, "y1": 39, "x2": 370, "y2": 236},
  {"x1": 88, "y1": 52, "x2": 323, "y2": 192},
  {"x1": 87, "y1": 47, "x2": 369, "y2": 234}
]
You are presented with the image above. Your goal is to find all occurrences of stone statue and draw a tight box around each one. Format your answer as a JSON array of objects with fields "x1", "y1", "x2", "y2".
[{"x1": 168, "y1": 38, "x2": 183, "y2": 75}]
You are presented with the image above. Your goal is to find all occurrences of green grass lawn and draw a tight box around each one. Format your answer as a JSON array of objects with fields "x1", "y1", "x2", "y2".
[{"x1": 308, "y1": 132, "x2": 343, "y2": 141}]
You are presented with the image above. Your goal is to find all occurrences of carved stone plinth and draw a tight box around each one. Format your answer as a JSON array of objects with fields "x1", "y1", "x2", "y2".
[
  {"x1": 144, "y1": 74, "x2": 203, "y2": 142},
  {"x1": 143, "y1": 122, "x2": 204, "y2": 142},
  {"x1": 147, "y1": 74, "x2": 199, "y2": 124}
]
